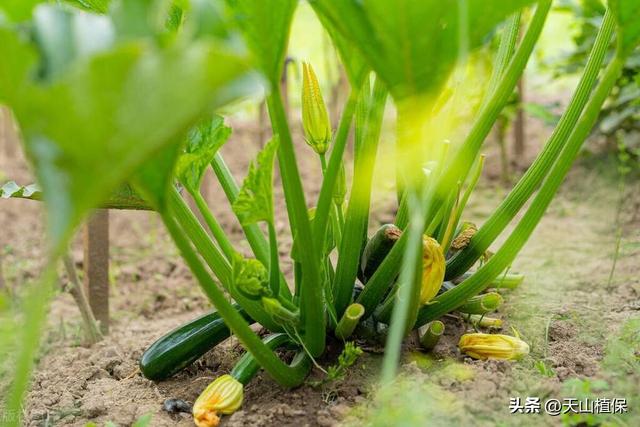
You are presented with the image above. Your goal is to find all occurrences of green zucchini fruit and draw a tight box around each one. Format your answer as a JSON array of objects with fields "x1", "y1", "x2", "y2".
[
  {"x1": 140, "y1": 305, "x2": 252, "y2": 381},
  {"x1": 360, "y1": 224, "x2": 402, "y2": 283}
]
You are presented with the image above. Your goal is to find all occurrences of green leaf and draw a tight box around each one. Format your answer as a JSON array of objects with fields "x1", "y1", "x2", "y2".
[
  {"x1": 0, "y1": 6, "x2": 258, "y2": 249},
  {"x1": 32, "y1": 5, "x2": 115, "y2": 80},
  {"x1": 310, "y1": 0, "x2": 535, "y2": 102},
  {"x1": 0, "y1": 181, "x2": 151, "y2": 209},
  {"x1": 226, "y1": 0, "x2": 297, "y2": 83},
  {"x1": 131, "y1": 414, "x2": 153, "y2": 427},
  {"x1": 176, "y1": 115, "x2": 231, "y2": 194},
  {"x1": 610, "y1": 0, "x2": 640, "y2": 54},
  {"x1": 1, "y1": 181, "x2": 41, "y2": 200},
  {"x1": 232, "y1": 137, "x2": 279, "y2": 225},
  {"x1": 65, "y1": 0, "x2": 110, "y2": 14},
  {"x1": 0, "y1": 0, "x2": 42, "y2": 22},
  {"x1": 310, "y1": 7, "x2": 368, "y2": 87}
]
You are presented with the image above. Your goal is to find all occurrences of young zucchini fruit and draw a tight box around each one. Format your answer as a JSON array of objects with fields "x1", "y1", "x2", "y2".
[
  {"x1": 360, "y1": 224, "x2": 402, "y2": 283},
  {"x1": 140, "y1": 305, "x2": 252, "y2": 381}
]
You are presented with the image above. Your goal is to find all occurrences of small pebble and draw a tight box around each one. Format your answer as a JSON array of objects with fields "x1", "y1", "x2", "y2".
[{"x1": 162, "y1": 398, "x2": 192, "y2": 414}]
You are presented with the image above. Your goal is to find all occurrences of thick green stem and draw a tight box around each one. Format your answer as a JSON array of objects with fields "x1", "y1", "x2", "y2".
[
  {"x1": 267, "y1": 220, "x2": 280, "y2": 297},
  {"x1": 484, "y1": 13, "x2": 522, "y2": 107},
  {"x1": 160, "y1": 211, "x2": 308, "y2": 387},
  {"x1": 421, "y1": 0, "x2": 552, "y2": 236},
  {"x1": 192, "y1": 191, "x2": 236, "y2": 261},
  {"x1": 381, "y1": 1, "x2": 551, "y2": 383},
  {"x1": 358, "y1": 0, "x2": 551, "y2": 329},
  {"x1": 313, "y1": 89, "x2": 359, "y2": 257},
  {"x1": 417, "y1": 54, "x2": 625, "y2": 327},
  {"x1": 457, "y1": 292, "x2": 503, "y2": 315},
  {"x1": 168, "y1": 189, "x2": 282, "y2": 332},
  {"x1": 335, "y1": 303, "x2": 365, "y2": 340},
  {"x1": 334, "y1": 78, "x2": 388, "y2": 318},
  {"x1": 230, "y1": 333, "x2": 308, "y2": 385},
  {"x1": 210, "y1": 153, "x2": 291, "y2": 299},
  {"x1": 445, "y1": 9, "x2": 615, "y2": 280},
  {"x1": 210, "y1": 153, "x2": 269, "y2": 264},
  {"x1": 419, "y1": 320, "x2": 445, "y2": 351},
  {"x1": 267, "y1": 88, "x2": 325, "y2": 357}
]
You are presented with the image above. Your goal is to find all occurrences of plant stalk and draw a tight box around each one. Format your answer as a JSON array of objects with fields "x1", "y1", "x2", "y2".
[
  {"x1": 192, "y1": 190, "x2": 236, "y2": 261},
  {"x1": 160, "y1": 210, "x2": 309, "y2": 387},
  {"x1": 417, "y1": 53, "x2": 625, "y2": 327},
  {"x1": 335, "y1": 303, "x2": 365, "y2": 340},
  {"x1": 267, "y1": 89, "x2": 325, "y2": 356},
  {"x1": 445, "y1": 9, "x2": 615, "y2": 279}
]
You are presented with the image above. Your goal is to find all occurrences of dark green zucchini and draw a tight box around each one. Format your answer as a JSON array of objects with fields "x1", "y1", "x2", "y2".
[
  {"x1": 359, "y1": 224, "x2": 402, "y2": 283},
  {"x1": 140, "y1": 305, "x2": 252, "y2": 381}
]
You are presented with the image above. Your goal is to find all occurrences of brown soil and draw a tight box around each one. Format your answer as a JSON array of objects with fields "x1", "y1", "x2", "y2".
[{"x1": 2, "y1": 112, "x2": 639, "y2": 427}]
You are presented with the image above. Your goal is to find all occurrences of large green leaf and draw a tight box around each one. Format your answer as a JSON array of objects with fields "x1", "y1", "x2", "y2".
[
  {"x1": 609, "y1": 0, "x2": 640, "y2": 55},
  {"x1": 176, "y1": 115, "x2": 231, "y2": 194},
  {"x1": 0, "y1": 4, "x2": 258, "y2": 248},
  {"x1": 0, "y1": 0, "x2": 42, "y2": 22},
  {"x1": 310, "y1": 0, "x2": 535, "y2": 102},
  {"x1": 310, "y1": 8, "x2": 368, "y2": 87},
  {"x1": 225, "y1": 0, "x2": 297, "y2": 83}
]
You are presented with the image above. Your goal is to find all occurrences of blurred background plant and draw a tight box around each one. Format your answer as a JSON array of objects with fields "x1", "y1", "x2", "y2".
[{"x1": 551, "y1": 0, "x2": 640, "y2": 169}]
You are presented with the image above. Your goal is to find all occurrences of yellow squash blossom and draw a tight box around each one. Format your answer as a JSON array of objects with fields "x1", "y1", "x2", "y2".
[
  {"x1": 458, "y1": 333, "x2": 530, "y2": 361},
  {"x1": 420, "y1": 236, "x2": 446, "y2": 305},
  {"x1": 193, "y1": 375, "x2": 243, "y2": 427}
]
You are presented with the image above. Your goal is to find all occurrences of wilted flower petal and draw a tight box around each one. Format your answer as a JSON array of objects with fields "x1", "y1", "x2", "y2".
[
  {"x1": 458, "y1": 333, "x2": 529, "y2": 361},
  {"x1": 420, "y1": 236, "x2": 445, "y2": 305}
]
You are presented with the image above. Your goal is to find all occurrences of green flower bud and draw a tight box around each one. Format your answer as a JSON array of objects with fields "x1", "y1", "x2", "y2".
[
  {"x1": 302, "y1": 62, "x2": 331, "y2": 154},
  {"x1": 232, "y1": 254, "x2": 270, "y2": 300},
  {"x1": 332, "y1": 163, "x2": 347, "y2": 207}
]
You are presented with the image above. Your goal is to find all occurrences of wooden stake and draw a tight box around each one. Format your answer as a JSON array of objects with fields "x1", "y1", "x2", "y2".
[
  {"x1": 83, "y1": 209, "x2": 110, "y2": 334},
  {"x1": 1, "y1": 107, "x2": 16, "y2": 159},
  {"x1": 63, "y1": 254, "x2": 103, "y2": 344}
]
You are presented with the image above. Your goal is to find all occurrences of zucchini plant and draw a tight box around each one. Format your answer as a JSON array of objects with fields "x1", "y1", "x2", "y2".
[{"x1": 0, "y1": 0, "x2": 638, "y2": 426}]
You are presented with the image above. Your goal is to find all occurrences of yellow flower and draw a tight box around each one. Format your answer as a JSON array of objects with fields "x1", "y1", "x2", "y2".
[
  {"x1": 301, "y1": 62, "x2": 331, "y2": 154},
  {"x1": 458, "y1": 333, "x2": 530, "y2": 361},
  {"x1": 420, "y1": 236, "x2": 445, "y2": 304},
  {"x1": 193, "y1": 375, "x2": 243, "y2": 427}
]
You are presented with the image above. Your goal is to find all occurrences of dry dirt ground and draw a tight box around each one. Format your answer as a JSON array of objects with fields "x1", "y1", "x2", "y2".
[{"x1": 1, "y1": 116, "x2": 639, "y2": 427}]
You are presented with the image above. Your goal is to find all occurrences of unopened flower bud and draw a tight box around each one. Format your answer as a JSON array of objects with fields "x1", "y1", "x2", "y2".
[
  {"x1": 333, "y1": 163, "x2": 347, "y2": 207},
  {"x1": 302, "y1": 62, "x2": 331, "y2": 154}
]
